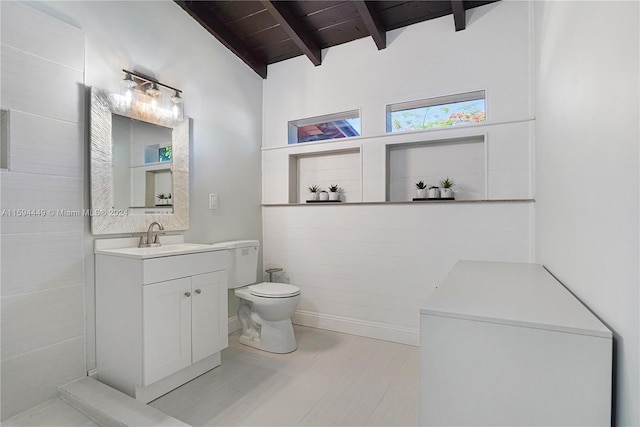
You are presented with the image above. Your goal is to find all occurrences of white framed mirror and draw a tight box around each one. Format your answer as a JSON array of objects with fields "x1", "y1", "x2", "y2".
[{"x1": 90, "y1": 86, "x2": 189, "y2": 235}]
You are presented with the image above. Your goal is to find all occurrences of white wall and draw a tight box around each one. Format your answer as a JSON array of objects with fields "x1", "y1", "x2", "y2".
[
  {"x1": 1, "y1": 0, "x2": 263, "y2": 417},
  {"x1": 534, "y1": 1, "x2": 639, "y2": 425},
  {"x1": 262, "y1": 1, "x2": 535, "y2": 344},
  {"x1": 0, "y1": 2, "x2": 86, "y2": 418}
]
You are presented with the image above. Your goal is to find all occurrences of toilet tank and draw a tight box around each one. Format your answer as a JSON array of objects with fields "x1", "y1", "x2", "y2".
[{"x1": 219, "y1": 240, "x2": 259, "y2": 289}]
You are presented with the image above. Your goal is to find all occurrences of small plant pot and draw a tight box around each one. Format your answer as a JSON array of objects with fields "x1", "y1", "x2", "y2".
[
  {"x1": 428, "y1": 188, "x2": 440, "y2": 199},
  {"x1": 329, "y1": 192, "x2": 339, "y2": 201},
  {"x1": 441, "y1": 188, "x2": 453, "y2": 198},
  {"x1": 319, "y1": 191, "x2": 329, "y2": 201},
  {"x1": 416, "y1": 189, "x2": 427, "y2": 198},
  {"x1": 309, "y1": 192, "x2": 319, "y2": 201}
]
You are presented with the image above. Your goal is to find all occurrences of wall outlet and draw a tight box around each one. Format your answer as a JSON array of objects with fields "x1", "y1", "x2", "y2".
[{"x1": 209, "y1": 193, "x2": 218, "y2": 210}]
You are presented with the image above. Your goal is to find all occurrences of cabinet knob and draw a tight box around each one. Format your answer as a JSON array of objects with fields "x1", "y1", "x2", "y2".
[
  {"x1": 195, "y1": 289, "x2": 202, "y2": 294},
  {"x1": 184, "y1": 292, "x2": 191, "y2": 297}
]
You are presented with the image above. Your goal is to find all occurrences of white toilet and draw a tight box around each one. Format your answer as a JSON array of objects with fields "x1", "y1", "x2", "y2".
[{"x1": 222, "y1": 240, "x2": 301, "y2": 354}]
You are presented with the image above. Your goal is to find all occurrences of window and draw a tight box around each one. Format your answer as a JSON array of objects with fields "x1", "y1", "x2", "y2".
[
  {"x1": 159, "y1": 145, "x2": 172, "y2": 162},
  {"x1": 288, "y1": 110, "x2": 360, "y2": 144},
  {"x1": 387, "y1": 90, "x2": 485, "y2": 133}
]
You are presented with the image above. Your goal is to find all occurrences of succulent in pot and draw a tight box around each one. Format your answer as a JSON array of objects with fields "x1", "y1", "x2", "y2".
[
  {"x1": 157, "y1": 193, "x2": 169, "y2": 205},
  {"x1": 328, "y1": 184, "x2": 340, "y2": 201},
  {"x1": 308, "y1": 185, "x2": 321, "y2": 201},
  {"x1": 439, "y1": 177, "x2": 455, "y2": 198},
  {"x1": 415, "y1": 180, "x2": 427, "y2": 199}
]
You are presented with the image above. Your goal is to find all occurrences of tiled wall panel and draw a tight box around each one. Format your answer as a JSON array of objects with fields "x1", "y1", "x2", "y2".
[
  {"x1": 0, "y1": 1, "x2": 84, "y2": 72},
  {"x1": 1, "y1": 337, "x2": 86, "y2": 418},
  {"x1": 0, "y1": 2, "x2": 85, "y2": 420},
  {"x1": 8, "y1": 111, "x2": 84, "y2": 177},
  {"x1": 1, "y1": 45, "x2": 83, "y2": 123}
]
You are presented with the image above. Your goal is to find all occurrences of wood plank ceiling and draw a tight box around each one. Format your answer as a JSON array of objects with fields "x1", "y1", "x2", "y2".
[{"x1": 176, "y1": 1, "x2": 497, "y2": 78}]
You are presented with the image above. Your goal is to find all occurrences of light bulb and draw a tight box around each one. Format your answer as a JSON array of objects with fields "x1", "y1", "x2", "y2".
[
  {"x1": 151, "y1": 97, "x2": 158, "y2": 111},
  {"x1": 121, "y1": 73, "x2": 137, "y2": 89},
  {"x1": 125, "y1": 88, "x2": 133, "y2": 103},
  {"x1": 173, "y1": 104, "x2": 179, "y2": 119}
]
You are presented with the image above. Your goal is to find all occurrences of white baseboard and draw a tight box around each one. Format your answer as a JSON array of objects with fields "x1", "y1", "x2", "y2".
[
  {"x1": 292, "y1": 310, "x2": 419, "y2": 346},
  {"x1": 228, "y1": 315, "x2": 241, "y2": 334}
]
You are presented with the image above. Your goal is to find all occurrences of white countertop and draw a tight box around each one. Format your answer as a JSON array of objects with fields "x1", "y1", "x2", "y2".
[
  {"x1": 94, "y1": 235, "x2": 227, "y2": 259},
  {"x1": 421, "y1": 261, "x2": 611, "y2": 338}
]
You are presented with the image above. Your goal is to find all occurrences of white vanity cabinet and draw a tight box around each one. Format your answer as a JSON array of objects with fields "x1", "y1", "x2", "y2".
[{"x1": 95, "y1": 239, "x2": 228, "y2": 403}]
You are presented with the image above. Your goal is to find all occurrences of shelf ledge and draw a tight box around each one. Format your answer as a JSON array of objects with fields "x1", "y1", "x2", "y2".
[{"x1": 262, "y1": 199, "x2": 535, "y2": 207}]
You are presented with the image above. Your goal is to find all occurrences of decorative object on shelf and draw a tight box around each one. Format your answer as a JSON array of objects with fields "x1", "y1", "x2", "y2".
[
  {"x1": 156, "y1": 193, "x2": 172, "y2": 206},
  {"x1": 415, "y1": 180, "x2": 427, "y2": 199},
  {"x1": 120, "y1": 69, "x2": 183, "y2": 120},
  {"x1": 428, "y1": 186, "x2": 440, "y2": 199},
  {"x1": 440, "y1": 177, "x2": 455, "y2": 198},
  {"x1": 308, "y1": 185, "x2": 321, "y2": 201},
  {"x1": 328, "y1": 184, "x2": 340, "y2": 201},
  {"x1": 319, "y1": 190, "x2": 329, "y2": 201}
]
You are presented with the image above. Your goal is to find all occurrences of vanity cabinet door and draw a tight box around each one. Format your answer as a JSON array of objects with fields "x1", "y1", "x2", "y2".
[
  {"x1": 191, "y1": 271, "x2": 228, "y2": 363},
  {"x1": 143, "y1": 277, "x2": 192, "y2": 386}
]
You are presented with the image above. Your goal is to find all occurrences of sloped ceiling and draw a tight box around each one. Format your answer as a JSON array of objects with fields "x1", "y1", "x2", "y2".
[{"x1": 176, "y1": 1, "x2": 498, "y2": 78}]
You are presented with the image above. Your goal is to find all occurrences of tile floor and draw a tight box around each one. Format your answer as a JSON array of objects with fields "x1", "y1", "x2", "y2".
[
  {"x1": 2, "y1": 326, "x2": 419, "y2": 426},
  {"x1": 150, "y1": 325, "x2": 419, "y2": 426},
  {"x1": 3, "y1": 398, "x2": 99, "y2": 427}
]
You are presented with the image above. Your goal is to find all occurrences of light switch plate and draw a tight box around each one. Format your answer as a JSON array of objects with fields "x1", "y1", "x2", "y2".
[{"x1": 209, "y1": 193, "x2": 218, "y2": 210}]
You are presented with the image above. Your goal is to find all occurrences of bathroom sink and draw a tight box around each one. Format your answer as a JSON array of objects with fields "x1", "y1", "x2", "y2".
[{"x1": 95, "y1": 242, "x2": 225, "y2": 259}]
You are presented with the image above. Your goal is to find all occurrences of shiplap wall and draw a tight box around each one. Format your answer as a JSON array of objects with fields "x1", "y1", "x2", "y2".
[
  {"x1": 264, "y1": 202, "x2": 533, "y2": 345},
  {"x1": 0, "y1": 2, "x2": 85, "y2": 419},
  {"x1": 262, "y1": 1, "x2": 534, "y2": 344}
]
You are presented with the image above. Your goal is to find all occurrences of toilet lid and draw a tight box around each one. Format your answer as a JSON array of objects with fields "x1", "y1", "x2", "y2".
[{"x1": 249, "y1": 282, "x2": 300, "y2": 298}]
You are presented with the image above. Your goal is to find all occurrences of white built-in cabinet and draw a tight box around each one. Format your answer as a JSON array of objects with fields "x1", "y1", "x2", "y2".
[
  {"x1": 420, "y1": 261, "x2": 612, "y2": 427},
  {"x1": 95, "y1": 245, "x2": 228, "y2": 403}
]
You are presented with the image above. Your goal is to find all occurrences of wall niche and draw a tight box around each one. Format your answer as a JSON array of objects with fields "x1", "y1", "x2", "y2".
[
  {"x1": 288, "y1": 148, "x2": 361, "y2": 203},
  {"x1": 386, "y1": 136, "x2": 486, "y2": 202}
]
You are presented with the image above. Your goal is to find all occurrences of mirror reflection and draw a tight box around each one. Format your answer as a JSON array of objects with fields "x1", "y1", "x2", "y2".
[{"x1": 112, "y1": 115, "x2": 173, "y2": 214}]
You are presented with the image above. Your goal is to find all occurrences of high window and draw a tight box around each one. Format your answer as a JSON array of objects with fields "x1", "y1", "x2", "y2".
[
  {"x1": 288, "y1": 110, "x2": 360, "y2": 144},
  {"x1": 387, "y1": 90, "x2": 486, "y2": 133}
]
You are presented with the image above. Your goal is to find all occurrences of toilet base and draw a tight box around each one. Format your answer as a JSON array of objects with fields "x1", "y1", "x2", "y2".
[{"x1": 238, "y1": 319, "x2": 298, "y2": 354}]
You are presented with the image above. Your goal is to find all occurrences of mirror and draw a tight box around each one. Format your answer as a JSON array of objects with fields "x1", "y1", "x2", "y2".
[
  {"x1": 90, "y1": 86, "x2": 189, "y2": 235},
  {"x1": 112, "y1": 115, "x2": 174, "y2": 213}
]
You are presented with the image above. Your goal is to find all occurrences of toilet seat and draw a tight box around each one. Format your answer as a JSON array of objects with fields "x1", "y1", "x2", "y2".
[{"x1": 248, "y1": 282, "x2": 300, "y2": 298}]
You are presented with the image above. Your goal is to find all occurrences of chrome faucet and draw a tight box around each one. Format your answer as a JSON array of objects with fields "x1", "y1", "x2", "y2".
[{"x1": 139, "y1": 222, "x2": 165, "y2": 247}]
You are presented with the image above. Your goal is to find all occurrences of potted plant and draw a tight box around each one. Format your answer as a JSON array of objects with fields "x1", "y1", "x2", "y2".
[
  {"x1": 415, "y1": 180, "x2": 427, "y2": 199},
  {"x1": 328, "y1": 184, "x2": 340, "y2": 201},
  {"x1": 440, "y1": 177, "x2": 455, "y2": 198},
  {"x1": 319, "y1": 190, "x2": 329, "y2": 201},
  {"x1": 157, "y1": 193, "x2": 168, "y2": 205},
  {"x1": 308, "y1": 185, "x2": 321, "y2": 201},
  {"x1": 428, "y1": 185, "x2": 440, "y2": 199}
]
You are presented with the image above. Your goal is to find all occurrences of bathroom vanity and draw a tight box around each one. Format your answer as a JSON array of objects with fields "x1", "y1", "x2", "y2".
[
  {"x1": 419, "y1": 261, "x2": 612, "y2": 426},
  {"x1": 94, "y1": 236, "x2": 228, "y2": 402}
]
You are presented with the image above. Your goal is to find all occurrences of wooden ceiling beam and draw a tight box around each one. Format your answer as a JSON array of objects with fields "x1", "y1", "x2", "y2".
[
  {"x1": 175, "y1": 1, "x2": 268, "y2": 78},
  {"x1": 451, "y1": 0, "x2": 466, "y2": 32},
  {"x1": 259, "y1": 0, "x2": 322, "y2": 66},
  {"x1": 353, "y1": 1, "x2": 386, "y2": 50}
]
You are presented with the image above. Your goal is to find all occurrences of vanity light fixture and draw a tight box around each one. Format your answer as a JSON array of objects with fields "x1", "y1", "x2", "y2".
[
  {"x1": 119, "y1": 69, "x2": 184, "y2": 120},
  {"x1": 121, "y1": 72, "x2": 137, "y2": 88}
]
